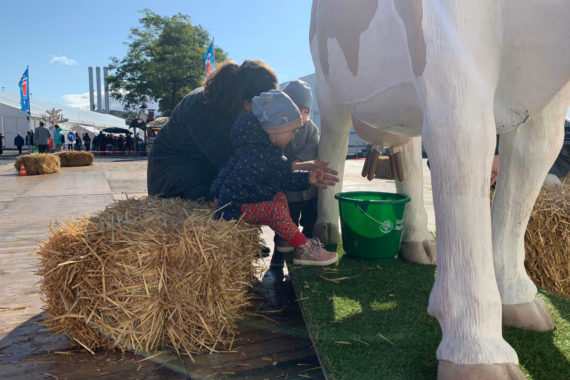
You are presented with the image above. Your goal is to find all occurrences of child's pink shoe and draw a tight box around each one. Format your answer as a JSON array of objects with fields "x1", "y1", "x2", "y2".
[{"x1": 293, "y1": 238, "x2": 338, "y2": 266}]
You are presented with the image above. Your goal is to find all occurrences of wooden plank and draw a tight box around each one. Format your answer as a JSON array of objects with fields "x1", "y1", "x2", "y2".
[{"x1": 0, "y1": 303, "x2": 323, "y2": 379}]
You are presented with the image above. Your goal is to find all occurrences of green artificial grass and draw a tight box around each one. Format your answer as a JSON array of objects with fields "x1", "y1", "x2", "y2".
[{"x1": 288, "y1": 250, "x2": 570, "y2": 380}]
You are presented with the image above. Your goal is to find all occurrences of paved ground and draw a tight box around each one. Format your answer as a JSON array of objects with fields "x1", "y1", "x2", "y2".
[
  {"x1": 0, "y1": 154, "x2": 435, "y2": 379},
  {"x1": 0, "y1": 157, "x2": 146, "y2": 322}
]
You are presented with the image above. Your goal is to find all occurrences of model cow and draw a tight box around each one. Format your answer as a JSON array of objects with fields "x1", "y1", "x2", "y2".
[{"x1": 310, "y1": 1, "x2": 568, "y2": 378}]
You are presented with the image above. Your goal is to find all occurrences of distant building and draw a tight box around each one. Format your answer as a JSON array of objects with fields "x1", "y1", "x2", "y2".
[
  {"x1": 0, "y1": 93, "x2": 127, "y2": 149},
  {"x1": 281, "y1": 73, "x2": 368, "y2": 157}
]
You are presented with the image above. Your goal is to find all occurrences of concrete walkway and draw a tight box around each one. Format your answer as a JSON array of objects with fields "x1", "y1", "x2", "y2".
[
  {"x1": 0, "y1": 158, "x2": 148, "y2": 335},
  {"x1": 0, "y1": 157, "x2": 436, "y2": 335},
  {"x1": 0, "y1": 156, "x2": 435, "y2": 379}
]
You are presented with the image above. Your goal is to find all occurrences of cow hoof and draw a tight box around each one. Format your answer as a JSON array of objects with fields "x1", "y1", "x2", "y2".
[
  {"x1": 503, "y1": 296, "x2": 555, "y2": 332},
  {"x1": 438, "y1": 360, "x2": 526, "y2": 380},
  {"x1": 398, "y1": 240, "x2": 436, "y2": 265},
  {"x1": 313, "y1": 223, "x2": 340, "y2": 245}
]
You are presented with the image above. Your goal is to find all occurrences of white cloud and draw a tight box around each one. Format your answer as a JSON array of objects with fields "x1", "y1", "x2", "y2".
[
  {"x1": 63, "y1": 92, "x2": 91, "y2": 109},
  {"x1": 49, "y1": 55, "x2": 79, "y2": 66},
  {"x1": 63, "y1": 92, "x2": 158, "y2": 112}
]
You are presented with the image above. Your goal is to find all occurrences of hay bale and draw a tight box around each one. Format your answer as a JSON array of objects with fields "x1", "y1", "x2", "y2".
[
  {"x1": 36, "y1": 197, "x2": 261, "y2": 357},
  {"x1": 54, "y1": 151, "x2": 94, "y2": 167},
  {"x1": 14, "y1": 154, "x2": 61, "y2": 175},
  {"x1": 490, "y1": 180, "x2": 569, "y2": 298},
  {"x1": 524, "y1": 177, "x2": 569, "y2": 298}
]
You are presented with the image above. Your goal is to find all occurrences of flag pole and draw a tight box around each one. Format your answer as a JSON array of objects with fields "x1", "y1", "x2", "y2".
[
  {"x1": 27, "y1": 65, "x2": 30, "y2": 116},
  {"x1": 26, "y1": 65, "x2": 32, "y2": 136}
]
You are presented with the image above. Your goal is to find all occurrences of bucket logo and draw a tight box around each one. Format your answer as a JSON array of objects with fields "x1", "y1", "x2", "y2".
[
  {"x1": 395, "y1": 219, "x2": 404, "y2": 231},
  {"x1": 378, "y1": 218, "x2": 405, "y2": 234},
  {"x1": 379, "y1": 220, "x2": 393, "y2": 234}
]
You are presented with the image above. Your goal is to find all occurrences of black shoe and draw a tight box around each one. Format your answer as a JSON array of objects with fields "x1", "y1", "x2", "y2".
[
  {"x1": 260, "y1": 267, "x2": 294, "y2": 309},
  {"x1": 270, "y1": 250, "x2": 285, "y2": 268}
]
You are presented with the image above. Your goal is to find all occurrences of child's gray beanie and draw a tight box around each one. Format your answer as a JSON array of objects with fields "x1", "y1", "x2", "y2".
[
  {"x1": 252, "y1": 90, "x2": 302, "y2": 134},
  {"x1": 282, "y1": 79, "x2": 313, "y2": 110}
]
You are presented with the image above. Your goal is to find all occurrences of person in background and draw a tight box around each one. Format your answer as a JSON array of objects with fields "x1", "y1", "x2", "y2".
[
  {"x1": 211, "y1": 90, "x2": 339, "y2": 266},
  {"x1": 35, "y1": 122, "x2": 51, "y2": 153},
  {"x1": 118, "y1": 135, "x2": 125, "y2": 151},
  {"x1": 75, "y1": 132, "x2": 82, "y2": 151},
  {"x1": 125, "y1": 133, "x2": 133, "y2": 152},
  {"x1": 271, "y1": 79, "x2": 320, "y2": 268},
  {"x1": 25, "y1": 131, "x2": 34, "y2": 153},
  {"x1": 83, "y1": 133, "x2": 91, "y2": 151},
  {"x1": 97, "y1": 132, "x2": 106, "y2": 151},
  {"x1": 14, "y1": 133, "x2": 25, "y2": 154},
  {"x1": 53, "y1": 125, "x2": 64, "y2": 152},
  {"x1": 66, "y1": 131, "x2": 75, "y2": 151},
  {"x1": 0, "y1": 133, "x2": 3, "y2": 155}
]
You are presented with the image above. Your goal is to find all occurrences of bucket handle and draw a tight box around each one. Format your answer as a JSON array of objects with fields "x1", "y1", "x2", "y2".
[{"x1": 356, "y1": 204, "x2": 403, "y2": 234}]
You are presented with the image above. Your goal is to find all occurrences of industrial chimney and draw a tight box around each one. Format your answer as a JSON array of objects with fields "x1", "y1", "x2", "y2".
[
  {"x1": 96, "y1": 67, "x2": 102, "y2": 112},
  {"x1": 104, "y1": 67, "x2": 110, "y2": 114},
  {"x1": 88, "y1": 67, "x2": 95, "y2": 111}
]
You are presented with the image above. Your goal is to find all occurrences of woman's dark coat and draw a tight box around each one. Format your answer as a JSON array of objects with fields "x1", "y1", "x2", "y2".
[{"x1": 147, "y1": 88, "x2": 236, "y2": 200}]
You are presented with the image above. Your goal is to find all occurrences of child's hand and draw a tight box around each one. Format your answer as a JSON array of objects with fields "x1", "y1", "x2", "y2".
[
  {"x1": 293, "y1": 160, "x2": 339, "y2": 178},
  {"x1": 309, "y1": 168, "x2": 338, "y2": 189},
  {"x1": 296, "y1": 160, "x2": 340, "y2": 189}
]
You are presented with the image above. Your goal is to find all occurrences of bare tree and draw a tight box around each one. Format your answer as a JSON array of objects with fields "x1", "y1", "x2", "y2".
[{"x1": 41, "y1": 108, "x2": 69, "y2": 126}]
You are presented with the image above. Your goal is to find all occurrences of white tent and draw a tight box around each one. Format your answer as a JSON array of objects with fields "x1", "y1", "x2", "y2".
[
  {"x1": 0, "y1": 93, "x2": 126, "y2": 149},
  {"x1": 71, "y1": 124, "x2": 101, "y2": 139}
]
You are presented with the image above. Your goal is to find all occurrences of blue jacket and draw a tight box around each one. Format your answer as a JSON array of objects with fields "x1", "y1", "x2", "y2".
[{"x1": 211, "y1": 112, "x2": 310, "y2": 220}]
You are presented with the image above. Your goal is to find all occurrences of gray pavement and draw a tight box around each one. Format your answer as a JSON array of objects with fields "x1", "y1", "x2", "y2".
[
  {"x1": 0, "y1": 156, "x2": 435, "y2": 338},
  {"x1": 0, "y1": 157, "x2": 147, "y2": 336}
]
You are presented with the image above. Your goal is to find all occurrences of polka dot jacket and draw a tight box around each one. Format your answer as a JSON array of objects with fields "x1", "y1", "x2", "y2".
[{"x1": 211, "y1": 112, "x2": 310, "y2": 220}]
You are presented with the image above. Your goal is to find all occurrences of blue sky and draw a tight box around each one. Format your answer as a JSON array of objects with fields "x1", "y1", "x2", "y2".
[
  {"x1": 0, "y1": 0, "x2": 314, "y2": 110},
  {"x1": 1, "y1": 1, "x2": 569, "y2": 119}
]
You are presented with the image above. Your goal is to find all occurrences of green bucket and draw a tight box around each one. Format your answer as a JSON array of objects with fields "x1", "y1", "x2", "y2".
[{"x1": 335, "y1": 191, "x2": 410, "y2": 262}]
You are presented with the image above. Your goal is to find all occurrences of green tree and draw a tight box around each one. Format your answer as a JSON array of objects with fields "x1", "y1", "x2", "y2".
[{"x1": 107, "y1": 9, "x2": 227, "y2": 116}]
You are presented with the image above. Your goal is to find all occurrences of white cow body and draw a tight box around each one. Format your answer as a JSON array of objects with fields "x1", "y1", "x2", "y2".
[{"x1": 311, "y1": 1, "x2": 569, "y2": 378}]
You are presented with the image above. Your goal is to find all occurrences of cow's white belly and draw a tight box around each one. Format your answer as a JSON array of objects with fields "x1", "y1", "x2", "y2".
[
  {"x1": 322, "y1": 0, "x2": 422, "y2": 136},
  {"x1": 318, "y1": 0, "x2": 570, "y2": 137},
  {"x1": 494, "y1": 0, "x2": 570, "y2": 132}
]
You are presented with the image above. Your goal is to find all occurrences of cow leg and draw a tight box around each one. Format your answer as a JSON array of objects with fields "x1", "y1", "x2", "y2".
[
  {"x1": 423, "y1": 122, "x2": 523, "y2": 377},
  {"x1": 313, "y1": 74, "x2": 352, "y2": 245},
  {"x1": 423, "y1": 125, "x2": 520, "y2": 377},
  {"x1": 418, "y1": 2, "x2": 522, "y2": 377},
  {"x1": 493, "y1": 87, "x2": 568, "y2": 332},
  {"x1": 395, "y1": 136, "x2": 436, "y2": 265}
]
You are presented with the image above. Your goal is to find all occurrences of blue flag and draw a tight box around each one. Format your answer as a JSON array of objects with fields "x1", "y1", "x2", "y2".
[
  {"x1": 202, "y1": 40, "x2": 214, "y2": 76},
  {"x1": 18, "y1": 68, "x2": 30, "y2": 114}
]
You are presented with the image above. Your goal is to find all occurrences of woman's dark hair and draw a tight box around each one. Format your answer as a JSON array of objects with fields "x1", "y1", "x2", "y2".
[
  {"x1": 203, "y1": 59, "x2": 278, "y2": 119},
  {"x1": 238, "y1": 60, "x2": 278, "y2": 102},
  {"x1": 203, "y1": 60, "x2": 243, "y2": 118}
]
